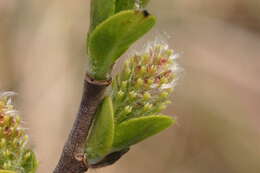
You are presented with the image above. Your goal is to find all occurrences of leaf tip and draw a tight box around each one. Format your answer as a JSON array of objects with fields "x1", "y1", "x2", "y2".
[
  {"x1": 142, "y1": 10, "x2": 150, "y2": 17},
  {"x1": 158, "y1": 115, "x2": 177, "y2": 127}
]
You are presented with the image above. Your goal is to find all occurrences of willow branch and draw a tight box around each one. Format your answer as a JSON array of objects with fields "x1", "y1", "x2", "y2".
[{"x1": 53, "y1": 74, "x2": 111, "y2": 173}]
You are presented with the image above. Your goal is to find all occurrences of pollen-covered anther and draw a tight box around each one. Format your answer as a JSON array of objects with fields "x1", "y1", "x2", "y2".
[
  {"x1": 157, "y1": 104, "x2": 167, "y2": 112},
  {"x1": 158, "y1": 58, "x2": 168, "y2": 65},
  {"x1": 141, "y1": 54, "x2": 149, "y2": 63},
  {"x1": 0, "y1": 113, "x2": 4, "y2": 124},
  {"x1": 15, "y1": 115, "x2": 21, "y2": 124},
  {"x1": 23, "y1": 135, "x2": 29, "y2": 142},
  {"x1": 147, "y1": 78, "x2": 154, "y2": 85},
  {"x1": 135, "y1": 65, "x2": 141, "y2": 73},
  {"x1": 163, "y1": 70, "x2": 173, "y2": 77},
  {"x1": 124, "y1": 106, "x2": 132, "y2": 114},
  {"x1": 3, "y1": 149, "x2": 11, "y2": 157},
  {"x1": 12, "y1": 138, "x2": 19, "y2": 146},
  {"x1": 129, "y1": 91, "x2": 137, "y2": 99},
  {"x1": 3, "y1": 161, "x2": 11, "y2": 169},
  {"x1": 165, "y1": 49, "x2": 174, "y2": 57},
  {"x1": 140, "y1": 66, "x2": 147, "y2": 74},
  {"x1": 159, "y1": 91, "x2": 169, "y2": 99},
  {"x1": 136, "y1": 78, "x2": 144, "y2": 88},
  {"x1": 166, "y1": 88, "x2": 174, "y2": 93},
  {"x1": 4, "y1": 115, "x2": 11, "y2": 124},
  {"x1": 24, "y1": 152, "x2": 31, "y2": 160},
  {"x1": 0, "y1": 138, "x2": 6, "y2": 147},
  {"x1": 3, "y1": 126, "x2": 12, "y2": 136},
  {"x1": 143, "y1": 92, "x2": 151, "y2": 100},
  {"x1": 164, "y1": 100, "x2": 172, "y2": 105},
  {"x1": 159, "y1": 77, "x2": 168, "y2": 85},
  {"x1": 16, "y1": 129, "x2": 25, "y2": 138},
  {"x1": 117, "y1": 90, "x2": 125, "y2": 99},
  {"x1": 154, "y1": 76, "x2": 161, "y2": 84},
  {"x1": 147, "y1": 65, "x2": 157, "y2": 74},
  {"x1": 121, "y1": 81, "x2": 128, "y2": 90},
  {"x1": 144, "y1": 103, "x2": 153, "y2": 111},
  {"x1": 122, "y1": 67, "x2": 131, "y2": 80},
  {"x1": 6, "y1": 104, "x2": 14, "y2": 110}
]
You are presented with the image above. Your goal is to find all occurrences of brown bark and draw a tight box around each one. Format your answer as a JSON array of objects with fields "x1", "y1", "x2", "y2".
[{"x1": 53, "y1": 74, "x2": 111, "y2": 173}]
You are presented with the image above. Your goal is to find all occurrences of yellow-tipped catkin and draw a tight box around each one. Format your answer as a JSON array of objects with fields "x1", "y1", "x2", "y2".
[
  {"x1": 112, "y1": 42, "x2": 180, "y2": 122},
  {"x1": 0, "y1": 92, "x2": 38, "y2": 172}
]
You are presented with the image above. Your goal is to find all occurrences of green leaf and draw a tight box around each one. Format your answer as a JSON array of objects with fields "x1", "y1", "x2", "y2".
[
  {"x1": 86, "y1": 96, "x2": 115, "y2": 164},
  {"x1": 115, "y1": 0, "x2": 135, "y2": 12},
  {"x1": 88, "y1": 10, "x2": 156, "y2": 80},
  {"x1": 113, "y1": 115, "x2": 175, "y2": 151},
  {"x1": 0, "y1": 171, "x2": 16, "y2": 173},
  {"x1": 89, "y1": 0, "x2": 115, "y2": 32}
]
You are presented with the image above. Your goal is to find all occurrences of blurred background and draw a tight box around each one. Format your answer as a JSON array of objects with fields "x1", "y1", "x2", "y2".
[{"x1": 1, "y1": 0, "x2": 260, "y2": 172}]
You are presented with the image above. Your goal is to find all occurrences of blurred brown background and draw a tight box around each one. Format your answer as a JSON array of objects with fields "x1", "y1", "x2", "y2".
[{"x1": 1, "y1": 0, "x2": 260, "y2": 172}]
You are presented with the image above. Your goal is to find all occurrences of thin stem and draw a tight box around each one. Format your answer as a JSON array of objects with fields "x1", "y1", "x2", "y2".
[{"x1": 53, "y1": 74, "x2": 111, "y2": 173}]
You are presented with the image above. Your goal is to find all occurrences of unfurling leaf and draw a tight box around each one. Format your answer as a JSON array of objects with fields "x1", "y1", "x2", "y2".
[
  {"x1": 88, "y1": 10, "x2": 156, "y2": 80},
  {"x1": 86, "y1": 96, "x2": 115, "y2": 164},
  {"x1": 112, "y1": 115, "x2": 175, "y2": 151}
]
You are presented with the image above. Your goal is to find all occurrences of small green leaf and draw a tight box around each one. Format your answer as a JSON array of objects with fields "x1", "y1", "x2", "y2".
[
  {"x1": 89, "y1": 0, "x2": 115, "y2": 32},
  {"x1": 88, "y1": 10, "x2": 156, "y2": 80},
  {"x1": 113, "y1": 115, "x2": 175, "y2": 151},
  {"x1": 86, "y1": 96, "x2": 115, "y2": 164},
  {"x1": 0, "y1": 171, "x2": 16, "y2": 173},
  {"x1": 115, "y1": 0, "x2": 135, "y2": 12}
]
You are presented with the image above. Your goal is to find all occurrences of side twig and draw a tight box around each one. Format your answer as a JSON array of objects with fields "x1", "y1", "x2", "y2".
[{"x1": 54, "y1": 74, "x2": 111, "y2": 173}]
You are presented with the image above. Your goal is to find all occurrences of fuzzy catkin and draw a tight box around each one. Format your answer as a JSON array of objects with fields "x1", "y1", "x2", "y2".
[
  {"x1": 112, "y1": 43, "x2": 180, "y2": 123},
  {"x1": 0, "y1": 92, "x2": 37, "y2": 173}
]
